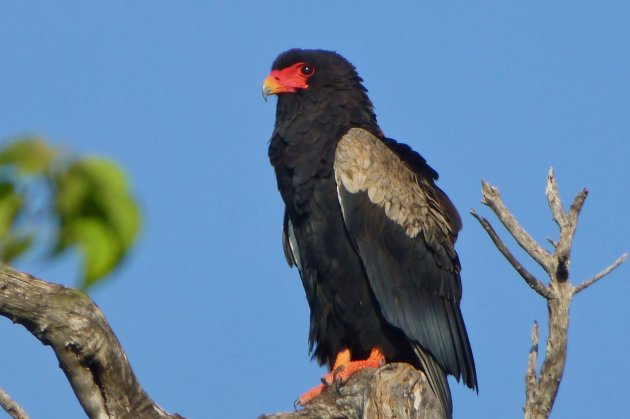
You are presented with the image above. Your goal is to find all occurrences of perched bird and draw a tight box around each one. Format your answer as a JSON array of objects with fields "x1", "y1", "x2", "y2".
[{"x1": 263, "y1": 49, "x2": 477, "y2": 418}]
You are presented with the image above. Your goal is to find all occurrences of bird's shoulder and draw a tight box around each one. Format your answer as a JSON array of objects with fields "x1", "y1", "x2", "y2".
[{"x1": 334, "y1": 127, "x2": 461, "y2": 239}]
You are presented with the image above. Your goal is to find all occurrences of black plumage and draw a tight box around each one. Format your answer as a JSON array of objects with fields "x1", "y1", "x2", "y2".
[{"x1": 264, "y1": 49, "x2": 477, "y2": 417}]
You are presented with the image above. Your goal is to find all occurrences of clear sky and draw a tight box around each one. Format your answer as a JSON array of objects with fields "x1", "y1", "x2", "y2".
[{"x1": 1, "y1": 2, "x2": 629, "y2": 418}]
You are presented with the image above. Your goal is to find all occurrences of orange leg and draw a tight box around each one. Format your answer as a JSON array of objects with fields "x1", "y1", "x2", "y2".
[
  {"x1": 325, "y1": 347, "x2": 385, "y2": 385},
  {"x1": 321, "y1": 348, "x2": 351, "y2": 386},
  {"x1": 296, "y1": 349, "x2": 351, "y2": 407},
  {"x1": 295, "y1": 348, "x2": 385, "y2": 407},
  {"x1": 295, "y1": 383, "x2": 327, "y2": 408}
]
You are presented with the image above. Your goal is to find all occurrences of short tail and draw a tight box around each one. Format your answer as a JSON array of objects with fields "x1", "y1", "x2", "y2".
[{"x1": 414, "y1": 346, "x2": 452, "y2": 419}]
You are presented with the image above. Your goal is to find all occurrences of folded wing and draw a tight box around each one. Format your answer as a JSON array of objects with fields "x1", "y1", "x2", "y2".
[{"x1": 333, "y1": 127, "x2": 477, "y2": 390}]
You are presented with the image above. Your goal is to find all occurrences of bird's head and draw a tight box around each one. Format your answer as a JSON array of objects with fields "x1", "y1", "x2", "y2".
[{"x1": 262, "y1": 49, "x2": 363, "y2": 101}]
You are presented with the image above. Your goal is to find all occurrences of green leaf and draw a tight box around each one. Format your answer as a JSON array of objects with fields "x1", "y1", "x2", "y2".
[
  {"x1": 54, "y1": 156, "x2": 141, "y2": 264},
  {"x1": 72, "y1": 157, "x2": 129, "y2": 193},
  {"x1": 0, "y1": 182, "x2": 13, "y2": 198},
  {"x1": 94, "y1": 191, "x2": 141, "y2": 250},
  {"x1": 1, "y1": 233, "x2": 34, "y2": 262},
  {"x1": 54, "y1": 168, "x2": 91, "y2": 216},
  {"x1": 0, "y1": 182, "x2": 24, "y2": 238},
  {"x1": 0, "y1": 135, "x2": 142, "y2": 288},
  {"x1": 66, "y1": 218, "x2": 122, "y2": 288},
  {"x1": 0, "y1": 138, "x2": 57, "y2": 174}
]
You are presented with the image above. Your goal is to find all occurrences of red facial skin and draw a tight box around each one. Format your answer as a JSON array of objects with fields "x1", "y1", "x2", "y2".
[{"x1": 262, "y1": 62, "x2": 315, "y2": 98}]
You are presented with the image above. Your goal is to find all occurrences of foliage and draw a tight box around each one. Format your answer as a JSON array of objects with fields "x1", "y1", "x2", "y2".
[{"x1": 0, "y1": 137, "x2": 141, "y2": 288}]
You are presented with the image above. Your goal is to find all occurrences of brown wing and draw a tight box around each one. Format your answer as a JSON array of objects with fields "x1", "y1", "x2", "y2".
[{"x1": 333, "y1": 127, "x2": 477, "y2": 390}]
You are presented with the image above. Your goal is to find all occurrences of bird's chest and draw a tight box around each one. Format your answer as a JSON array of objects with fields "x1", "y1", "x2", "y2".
[{"x1": 269, "y1": 119, "x2": 346, "y2": 217}]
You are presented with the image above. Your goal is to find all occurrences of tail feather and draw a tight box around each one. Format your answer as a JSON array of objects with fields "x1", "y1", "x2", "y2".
[{"x1": 414, "y1": 345, "x2": 452, "y2": 419}]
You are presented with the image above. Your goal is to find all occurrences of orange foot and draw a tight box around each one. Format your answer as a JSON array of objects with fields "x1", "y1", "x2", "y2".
[{"x1": 295, "y1": 348, "x2": 385, "y2": 407}]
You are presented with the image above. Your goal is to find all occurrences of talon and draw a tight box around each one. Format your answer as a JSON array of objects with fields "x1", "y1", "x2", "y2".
[
  {"x1": 334, "y1": 376, "x2": 344, "y2": 393},
  {"x1": 294, "y1": 348, "x2": 386, "y2": 406},
  {"x1": 296, "y1": 382, "x2": 327, "y2": 406},
  {"x1": 321, "y1": 371, "x2": 334, "y2": 386}
]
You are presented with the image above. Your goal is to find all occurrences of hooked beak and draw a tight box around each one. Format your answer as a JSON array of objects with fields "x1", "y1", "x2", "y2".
[{"x1": 262, "y1": 75, "x2": 281, "y2": 102}]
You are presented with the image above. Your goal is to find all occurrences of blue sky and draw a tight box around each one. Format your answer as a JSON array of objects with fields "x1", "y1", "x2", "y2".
[{"x1": 1, "y1": 2, "x2": 629, "y2": 418}]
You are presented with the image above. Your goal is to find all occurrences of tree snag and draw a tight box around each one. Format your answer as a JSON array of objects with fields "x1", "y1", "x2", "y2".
[
  {"x1": 259, "y1": 363, "x2": 443, "y2": 419},
  {"x1": 471, "y1": 168, "x2": 626, "y2": 419}
]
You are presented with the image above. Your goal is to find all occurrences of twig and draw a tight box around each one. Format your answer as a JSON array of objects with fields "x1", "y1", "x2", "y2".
[
  {"x1": 567, "y1": 188, "x2": 589, "y2": 224},
  {"x1": 554, "y1": 188, "x2": 589, "y2": 281},
  {"x1": 471, "y1": 210, "x2": 551, "y2": 299},
  {"x1": 574, "y1": 253, "x2": 628, "y2": 295},
  {"x1": 0, "y1": 388, "x2": 29, "y2": 419},
  {"x1": 546, "y1": 238, "x2": 557, "y2": 249},
  {"x1": 545, "y1": 168, "x2": 566, "y2": 228}
]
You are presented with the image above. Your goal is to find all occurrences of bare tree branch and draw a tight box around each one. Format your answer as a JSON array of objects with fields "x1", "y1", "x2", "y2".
[
  {"x1": 259, "y1": 363, "x2": 443, "y2": 419},
  {"x1": 554, "y1": 186, "x2": 589, "y2": 282},
  {"x1": 524, "y1": 321, "x2": 539, "y2": 410},
  {"x1": 481, "y1": 180, "x2": 553, "y2": 273},
  {"x1": 545, "y1": 168, "x2": 566, "y2": 228},
  {"x1": 0, "y1": 387, "x2": 29, "y2": 419},
  {"x1": 471, "y1": 210, "x2": 551, "y2": 298},
  {"x1": 473, "y1": 170, "x2": 626, "y2": 419},
  {"x1": 0, "y1": 265, "x2": 185, "y2": 419},
  {"x1": 575, "y1": 253, "x2": 628, "y2": 295},
  {"x1": 2, "y1": 266, "x2": 443, "y2": 419}
]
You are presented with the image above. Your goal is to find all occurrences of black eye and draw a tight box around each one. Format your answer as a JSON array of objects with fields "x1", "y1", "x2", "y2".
[{"x1": 299, "y1": 64, "x2": 315, "y2": 76}]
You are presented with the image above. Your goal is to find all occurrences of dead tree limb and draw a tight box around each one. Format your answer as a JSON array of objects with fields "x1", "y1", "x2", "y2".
[
  {"x1": 1, "y1": 264, "x2": 443, "y2": 419},
  {"x1": 472, "y1": 168, "x2": 626, "y2": 419},
  {"x1": 0, "y1": 387, "x2": 29, "y2": 419},
  {"x1": 259, "y1": 363, "x2": 443, "y2": 419},
  {"x1": 0, "y1": 265, "x2": 185, "y2": 419}
]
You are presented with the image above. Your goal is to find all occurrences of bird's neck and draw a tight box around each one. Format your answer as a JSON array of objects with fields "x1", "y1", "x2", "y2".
[{"x1": 274, "y1": 86, "x2": 381, "y2": 139}]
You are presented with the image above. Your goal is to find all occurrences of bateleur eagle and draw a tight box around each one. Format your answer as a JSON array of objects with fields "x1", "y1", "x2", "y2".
[{"x1": 263, "y1": 49, "x2": 477, "y2": 418}]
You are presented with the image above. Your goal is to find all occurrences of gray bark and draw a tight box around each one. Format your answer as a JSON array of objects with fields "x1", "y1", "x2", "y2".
[
  {"x1": 0, "y1": 388, "x2": 29, "y2": 419},
  {"x1": 260, "y1": 363, "x2": 443, "y2": 419},
  {"x1": 0, "y1": 266, "x2": 184, "y2": 419}
]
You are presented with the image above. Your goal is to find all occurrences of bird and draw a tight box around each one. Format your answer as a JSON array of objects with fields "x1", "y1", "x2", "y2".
[{"x1": 262, "y1": 49, "x2": 477, "y2": 418}]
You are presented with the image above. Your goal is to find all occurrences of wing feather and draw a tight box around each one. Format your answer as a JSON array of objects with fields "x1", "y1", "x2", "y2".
[
  {"x1": 282, "y1": 210, "x2": 298, "y2": 268},
  {"x1": 334, "y1": 127, "x2": 477, "y2": 389}
]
